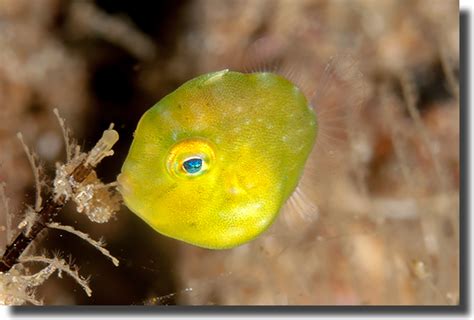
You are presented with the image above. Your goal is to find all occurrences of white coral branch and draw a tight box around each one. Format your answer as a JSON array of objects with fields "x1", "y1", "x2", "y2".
[
  {"x1": 86, "y1": 125, "x2": 119, "y2": 167},
  {"x1": 53, "y1": 108, "x2": 75, "y2": 162},
  {"x1": 20, "y1": 264, "x2": 57, "y2": 287},
  {"x1": 52, "y1": 126, "x2": 121, "y2": 224},
  {"x1": 46, "y1": 222, "x2": 119, "y2": 267},
  {"x1": 0, "y1": 291, "x2": 42, "y2": 306},
  {"x1": 19, "y1": 255, "x2": 92, "y2": 297},
  {"x1": 16, "y1": 132, "x2": 43, "y2": 211},
  {"x1": 17, "y1": 206, "x2": 38, "y2": 237}
]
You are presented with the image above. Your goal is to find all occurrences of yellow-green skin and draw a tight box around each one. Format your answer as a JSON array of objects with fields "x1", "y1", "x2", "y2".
[{"x1": 118, "y1": 70, "x2": 317, "y2": 249}]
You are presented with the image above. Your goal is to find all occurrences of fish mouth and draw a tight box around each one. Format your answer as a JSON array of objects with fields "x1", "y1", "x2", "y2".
[{"x1": 116, "y1": 173, "x2": 132, "y2": 198}]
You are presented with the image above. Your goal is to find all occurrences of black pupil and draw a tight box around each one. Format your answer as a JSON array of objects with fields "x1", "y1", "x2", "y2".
[{"x1": 183, "y1": 158, "x2": 202, "y2": 174}]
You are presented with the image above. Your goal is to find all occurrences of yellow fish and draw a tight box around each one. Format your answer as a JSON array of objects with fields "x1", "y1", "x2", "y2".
[{"x1": 118, "y1": 69, "x2": 317, "y2": 249}]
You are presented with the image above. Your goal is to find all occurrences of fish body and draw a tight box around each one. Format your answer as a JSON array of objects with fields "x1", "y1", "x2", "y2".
[{"x1": 119, "y1": 70, "x2": 317, "y2": 249}]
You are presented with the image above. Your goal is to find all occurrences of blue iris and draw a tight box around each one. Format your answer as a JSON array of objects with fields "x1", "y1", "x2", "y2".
[{"x1": 182, "y1": 158, "x2": 203, "y2": 174}]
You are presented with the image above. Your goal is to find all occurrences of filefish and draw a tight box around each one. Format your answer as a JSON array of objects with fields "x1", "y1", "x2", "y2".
[{"x1": 118, "y1": 70, "x2": 317, "y2": 249}]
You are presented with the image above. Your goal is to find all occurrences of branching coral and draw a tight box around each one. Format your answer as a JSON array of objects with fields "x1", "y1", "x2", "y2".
[{"x1": 0, "y1": 110, "x2": 121, "y2": 305}]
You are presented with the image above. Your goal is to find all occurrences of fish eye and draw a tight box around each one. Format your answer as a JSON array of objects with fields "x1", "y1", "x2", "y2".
[
  {"x1": 182, "y1": 157, "x2": 203, "y2": 174},
  {"x1": 166, "y1": 138, "x2": 215, "y2": 179}
]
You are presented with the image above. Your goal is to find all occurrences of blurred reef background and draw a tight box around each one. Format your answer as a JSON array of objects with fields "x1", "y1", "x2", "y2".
[{"x1": 0, "y1": 0, "x2": 459, "y2": 305}]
